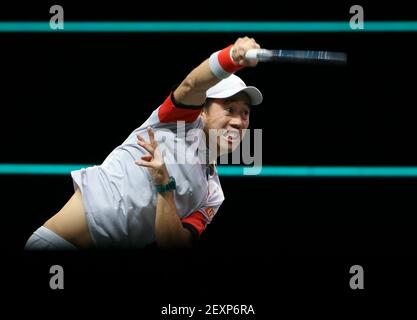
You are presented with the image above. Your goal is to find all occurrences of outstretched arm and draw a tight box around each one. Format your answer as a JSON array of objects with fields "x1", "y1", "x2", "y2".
[{"x1": 173, "y1": 37, "x2": 261, "y2": 106}]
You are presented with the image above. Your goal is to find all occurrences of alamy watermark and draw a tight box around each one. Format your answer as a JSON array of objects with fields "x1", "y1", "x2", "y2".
[
  {"x1": 350, "y1": 5, "x2": 364, "y2": 30},
  {"x1": 50, "y1": 5, "x2": 64, "y2": 30},
  {"x1": 49, "y1": 264, "x2": 64, "y2": 290},
  {"x1": 349, "y1": 265, "x2": 364, "y2": 290},
  {"x1": 147, "y1": 122, "x2": 263, "y2": 175}
]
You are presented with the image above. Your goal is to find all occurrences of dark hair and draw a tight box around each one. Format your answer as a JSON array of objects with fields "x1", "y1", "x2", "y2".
[
  {"x1": 203, "y1": 98, "x2": 214, "y2": 111},
  {"x1": 203, "y1": 95, "x2": 253, "y2": 112}
]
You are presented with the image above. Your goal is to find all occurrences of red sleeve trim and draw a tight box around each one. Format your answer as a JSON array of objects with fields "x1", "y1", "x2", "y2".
[
  {"x1": 157, "y1": 94, "x2": 202, "y2": 123},
  {"x1": 181, "y1": 210, "x2": 207, "y2": 236}
]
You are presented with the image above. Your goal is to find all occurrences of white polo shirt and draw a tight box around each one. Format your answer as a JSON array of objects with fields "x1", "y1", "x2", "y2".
[{"x1": 71, "y1": 93, "x2": 225, "y2": 248}]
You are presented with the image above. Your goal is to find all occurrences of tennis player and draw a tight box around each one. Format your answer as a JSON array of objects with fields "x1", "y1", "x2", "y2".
[{"x1": 24, "y1": 36, "x2": 263, "y2": 249}]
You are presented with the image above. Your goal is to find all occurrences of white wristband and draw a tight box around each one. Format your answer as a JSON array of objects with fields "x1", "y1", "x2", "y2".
[{"x1": 209, "y1": 51, "x2": 231, "y2": 79}]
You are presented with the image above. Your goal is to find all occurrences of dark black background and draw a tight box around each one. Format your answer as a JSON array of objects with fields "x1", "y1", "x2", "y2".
[{"x1": 1, "y1": 1, "x2": 416, "y2": 317}]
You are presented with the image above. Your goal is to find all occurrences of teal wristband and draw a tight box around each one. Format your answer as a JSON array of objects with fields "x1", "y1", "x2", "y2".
[{"x1": 155, "y1": 176, "x2": 176, "y2": 194}]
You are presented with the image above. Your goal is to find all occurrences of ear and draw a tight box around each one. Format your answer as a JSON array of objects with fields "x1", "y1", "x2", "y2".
[
  {"x1": 202, "y1": 99, "x2": 213, "y2": 117},
  {"x1": 200, "y1": 110, "x2": 208, "y2": 129},
  {"x1": 201, "y1": 108, "x2": 207, "y2": 118}
]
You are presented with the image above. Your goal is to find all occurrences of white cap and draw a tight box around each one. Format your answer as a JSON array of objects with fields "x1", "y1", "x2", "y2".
[{"x1": 206, "y1": 74, "x2": 263, "y2": 106}]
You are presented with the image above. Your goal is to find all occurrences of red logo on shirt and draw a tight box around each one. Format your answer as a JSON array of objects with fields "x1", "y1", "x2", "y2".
[{"x1": 204, "y1": 207, "x2": 215, "y2": 221}]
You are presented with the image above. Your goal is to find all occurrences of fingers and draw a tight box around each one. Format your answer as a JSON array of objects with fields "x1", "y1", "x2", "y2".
[
  {"x1": 135, "y1": 159, "x2": 153, "y2": 168},
  {"x1": 136, "y1": 128, "x2": 156, "y2": 155},
  {"x1": 147, "y1": 126, "x2": 156, "y2": 145},
  {"x1": 141, "y1": 155, "x2": 153, "y2": 162},
  {"x1": 135, "y1": 154, "x2": 154, "y2": 167},
  {"x1": 252, "y1": 38, "x2": 261, "y2": 49},
  {"x1": 136, "y1": 138, "x2": 154, "y2": 155},
  {"x1": 233, "y1": 36, "x2": 261, "y2": 67},
  {"x1": 134, "y1": 129, "x2": 169, "y2": 183},
  {"x1": 136, "y1": 133, "x2": 145, "y2": 142}
]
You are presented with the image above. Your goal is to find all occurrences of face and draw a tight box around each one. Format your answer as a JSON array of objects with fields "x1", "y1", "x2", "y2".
[{"x1": 202, "y1": 92, "x2": 251, "y2": 155}]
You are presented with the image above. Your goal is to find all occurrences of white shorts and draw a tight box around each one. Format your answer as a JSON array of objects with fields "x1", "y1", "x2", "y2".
[{"x1": 24, "y1": 226, "x2": 77, "y2": 250}]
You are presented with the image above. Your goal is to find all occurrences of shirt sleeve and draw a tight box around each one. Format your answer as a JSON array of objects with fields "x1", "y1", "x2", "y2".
[
  {"x1": 157, "y1": 91, "x2": 204, "y2": 124},
  {"x1": 181, "y1": 210, "x2": 207, "y2": 240},
  {"x1": 180, "y1": 205, "x2": 220, "y2": 242},
  {"x1": 181, "y1": 168, "x2": 226, "y2": 242}
]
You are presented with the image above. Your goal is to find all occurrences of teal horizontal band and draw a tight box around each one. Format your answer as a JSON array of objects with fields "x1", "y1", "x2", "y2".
[
  {"x1": 217, "y1": 166, "x2": 417, "y2": 177},
  {"x1": 0, "y1": 164, "x2": 89, "y2": 175},
  {"x1": 2, "y1": 164, "x2": 417, "y2": 177},
  {"x1": 1, "y1": 21, "x2": 417, "y2": 32}
]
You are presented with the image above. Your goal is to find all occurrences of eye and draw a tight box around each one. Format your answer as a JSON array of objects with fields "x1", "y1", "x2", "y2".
[{"x1": 225, "y1": 107, "x2": 233, "y2": 113}]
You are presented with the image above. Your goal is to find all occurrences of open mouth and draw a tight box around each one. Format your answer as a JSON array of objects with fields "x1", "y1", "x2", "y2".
[{"x1": 221, "y1": 130, "x2": 240, "y2": 143}]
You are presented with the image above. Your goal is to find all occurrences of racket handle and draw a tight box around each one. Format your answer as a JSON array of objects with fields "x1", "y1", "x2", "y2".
[{"x1": 245, "y1": 49, "x2": 271, "y2": 61}]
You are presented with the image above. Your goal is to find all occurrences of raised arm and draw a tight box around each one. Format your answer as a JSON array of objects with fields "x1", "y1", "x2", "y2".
[{"x1": 173, "y1": 37, "x2": 261, "y2": 106}]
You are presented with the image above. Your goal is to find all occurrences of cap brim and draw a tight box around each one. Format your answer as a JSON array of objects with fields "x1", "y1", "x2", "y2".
[{"x1": 207, "y1": 86, "x2": 263, "y2": 106}]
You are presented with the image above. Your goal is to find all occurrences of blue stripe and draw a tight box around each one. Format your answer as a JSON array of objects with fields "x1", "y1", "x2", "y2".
[
  {"x1": 0, "y1": 21, "x2": 417, "y2": 32},
  {"x1": 2, "y1": 164, "x2": 417, "y2": 177},
  {"x1": 0, "y1": 164, "x2": 89, "y2": 175},
  {"x1": 217, "y1": 166, "x2": 417, "y2": 177}
]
